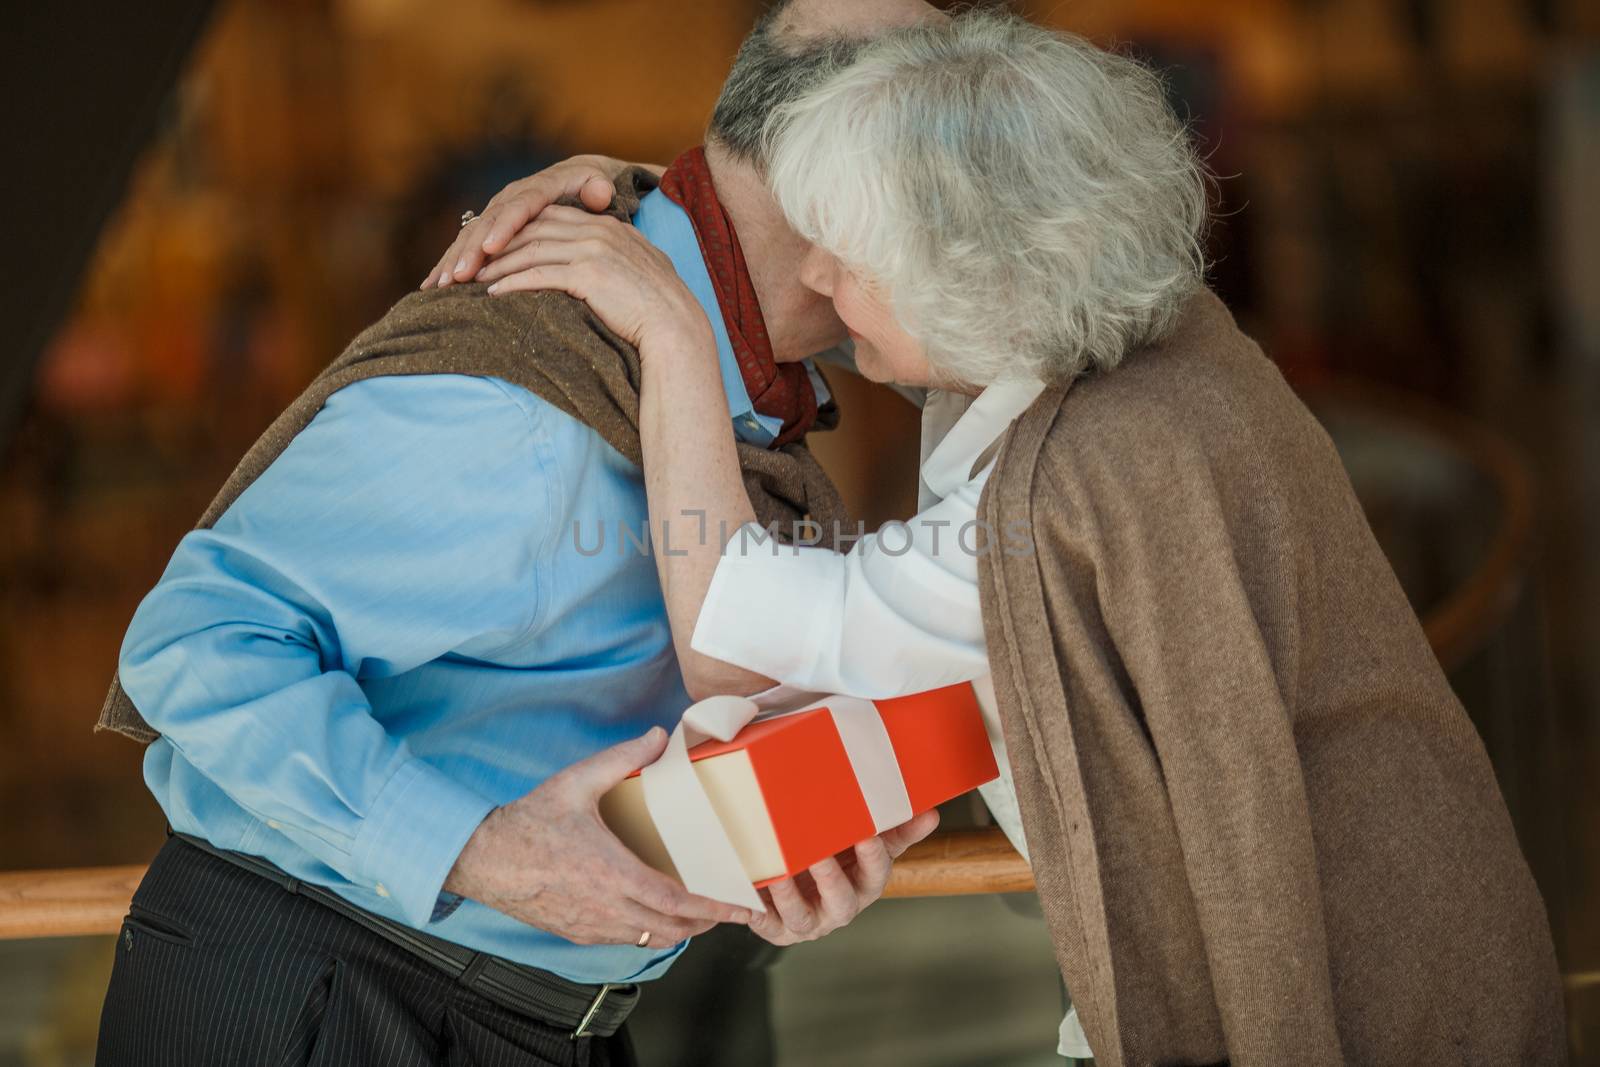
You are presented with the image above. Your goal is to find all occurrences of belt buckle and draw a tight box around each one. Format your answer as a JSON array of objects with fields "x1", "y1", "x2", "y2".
[{"x1": 571, "y1": 982, "x2": 614, "y2": 1040}]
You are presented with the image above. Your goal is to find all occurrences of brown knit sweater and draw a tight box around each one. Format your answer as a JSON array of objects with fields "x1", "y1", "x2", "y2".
[
  {"x1": 98, "y1": 169, "x2": 846, "y2": 742},
  {"x1": 980, "y1": 290, "x2": 1565, "y2": 1064}
]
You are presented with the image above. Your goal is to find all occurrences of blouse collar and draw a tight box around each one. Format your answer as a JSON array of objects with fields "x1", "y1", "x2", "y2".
[{"x1": 919, "y1": 378, "x2": 1047, "y2": 501}]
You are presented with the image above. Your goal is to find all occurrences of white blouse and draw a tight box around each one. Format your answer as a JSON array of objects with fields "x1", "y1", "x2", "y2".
[{"x1": 690, "y1": 378, "x2": 1047, "y2": 862}]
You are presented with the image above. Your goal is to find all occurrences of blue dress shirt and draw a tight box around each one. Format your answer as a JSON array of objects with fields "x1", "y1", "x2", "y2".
[{"x1": 119, "y1": 189, "x2": 796, "y2": 984}]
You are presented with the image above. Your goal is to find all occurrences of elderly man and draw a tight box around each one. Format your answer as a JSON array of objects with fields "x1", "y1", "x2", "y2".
[{"x1": 95, "y1": 2, "x2": 943, "y2": 1064}]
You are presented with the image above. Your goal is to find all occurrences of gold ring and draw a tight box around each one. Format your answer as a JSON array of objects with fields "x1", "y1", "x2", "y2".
[
  {"x1": 459, "y1": 210, "x2": 479, "y2": 229},
  {"x1": 636, "y1": 930, "x2": 652, "y2": 948}
]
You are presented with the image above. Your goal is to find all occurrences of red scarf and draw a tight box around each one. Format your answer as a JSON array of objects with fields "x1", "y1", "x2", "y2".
[{"x1": 658, "y1": 146, "x2": 819, "y2": 448}]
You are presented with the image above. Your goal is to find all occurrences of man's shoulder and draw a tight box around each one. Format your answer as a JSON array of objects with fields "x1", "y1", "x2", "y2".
[
  {"x1": 297, "y1": 282, "x2": 643, "y2": 468},
  {"x1": 315, "y1": 372, "x2": 627, "y2": 476},
  {"x1": 347, "y1": 283, "x2": 610, "y2": 365},
  {"x1": 1022, "y1": 292, "x2": 1336, "y2": 520},
  {"x1": 319, "y1": 370, "x2": 541, "y2": 424},
  {"x1": 290, "y1": 375, "x2": 549, "y2": 481}
]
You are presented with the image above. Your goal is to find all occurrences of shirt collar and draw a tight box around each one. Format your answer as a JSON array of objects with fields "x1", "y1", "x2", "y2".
[
  {"x1": 919, "y1": 379, "x2": 1047, "y2": 500},
  {"x1": 631, "y1": 188, "x2": 829, "y2": 447}
]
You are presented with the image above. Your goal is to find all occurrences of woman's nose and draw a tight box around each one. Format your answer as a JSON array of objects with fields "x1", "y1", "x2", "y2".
[{"x1": 798, "y1": 246, "x2": 833, "y2": 297}]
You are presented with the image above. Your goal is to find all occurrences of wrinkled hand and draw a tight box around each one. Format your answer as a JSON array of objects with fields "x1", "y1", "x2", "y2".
[
  {"x1": 479, "y1": 204, "x2": 711, "y2": 355},
  {"x1": 443, "y1": 726, "x2": 752, "y2": 947},
  {"x1": 748, "y1": 808, "x2": 940, "y2": 947},
  {"x1": 424, "y1": 154, "x2": 662, "y2": 290}
]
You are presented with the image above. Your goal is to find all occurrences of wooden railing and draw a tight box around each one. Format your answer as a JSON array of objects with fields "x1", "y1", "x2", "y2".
[
  {"x1": 882, "y1": 828, "x2": 1035, "y2": 898},
  {"x1": 0, "y1": 865, "x2": 147, "y2": 940},
  {"x1": 0, "y1": 386, "x2": 1534, "y2": 941},
  {"x1": 0, "y1": 832, "x2": 1032, "y2": 941}
]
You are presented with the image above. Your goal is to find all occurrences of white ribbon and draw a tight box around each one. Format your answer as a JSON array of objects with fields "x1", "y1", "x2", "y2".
[
  {"x1": 638, "y1": 690, "x2": 915, "y2": 910},
  {"x1": 640, "y1": 694, "x2": 766, "y2": 912},
  {"x1": 802, "y1": 694, "x2": 914, "y2": 834}
]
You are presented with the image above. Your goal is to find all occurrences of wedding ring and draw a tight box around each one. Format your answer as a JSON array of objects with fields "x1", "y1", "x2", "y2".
[
  {"x1": 459, "y1": 210, "x2": 479, "y2": 229},
  {"x1": 636, "y1": 931, "x2": 652, "y2": 948}
]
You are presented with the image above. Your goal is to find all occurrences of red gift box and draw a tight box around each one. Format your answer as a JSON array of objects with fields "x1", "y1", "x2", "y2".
[{"x1": 600, "y1": 683, "x2": 998, "y2": 887}]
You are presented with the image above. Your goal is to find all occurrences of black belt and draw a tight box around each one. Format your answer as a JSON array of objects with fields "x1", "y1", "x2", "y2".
[{"x1": 171, "y1": 832, "x2": 639, "y2": 1039}]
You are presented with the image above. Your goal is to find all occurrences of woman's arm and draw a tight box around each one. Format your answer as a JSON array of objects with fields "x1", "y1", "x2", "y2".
[
  {"x1": 503, "y1": 207, "x2": 991, "y2": 701},
  {"x1": 690, "y1": 478, "x2": 990, "y2": 699},
  {"x1": 640, "y1": 372, "x2": 992, "y2": 701},
  {"x1": 637, "y1": 320, "x2": 776, "y2": 700}
]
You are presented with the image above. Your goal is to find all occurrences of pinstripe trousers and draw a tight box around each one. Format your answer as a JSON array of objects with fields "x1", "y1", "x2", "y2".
[{"x1": 97, "y1": 838, "x2": 638, "y2": 1067}]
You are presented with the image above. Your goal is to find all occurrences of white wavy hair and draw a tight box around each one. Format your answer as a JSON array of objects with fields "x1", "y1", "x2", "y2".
[{"x1": 763, "y1": 9, "x2": 1209, "y2": 385}]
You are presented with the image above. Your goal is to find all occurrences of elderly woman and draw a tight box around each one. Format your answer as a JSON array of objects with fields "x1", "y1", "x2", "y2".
[{"x1": 446, "y1": 11, "x2": 1564, "y2": 1065}]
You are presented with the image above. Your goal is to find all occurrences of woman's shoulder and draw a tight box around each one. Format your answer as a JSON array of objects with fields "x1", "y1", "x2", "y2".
[
  {"x1": 993, "y1": 290, "x2": 1342, "y2": 521},
  {"x1": 1037, "y1": 291, "x2": 1321, "y2": 463}
]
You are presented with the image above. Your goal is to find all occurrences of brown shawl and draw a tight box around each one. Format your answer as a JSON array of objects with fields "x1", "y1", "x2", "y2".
[
  {"x1": 980, "y1": 289, "x2": 1565, "y2": 1065},
  {"x1": 98, "y1": 168, "x2": 845, "y2": 743}
]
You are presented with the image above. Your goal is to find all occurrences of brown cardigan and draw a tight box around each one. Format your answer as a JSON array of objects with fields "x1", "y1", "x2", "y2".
[
  {"x1": 98, "y1": 169, "x2": 845, "y2": 742},
  {"x1": 980, "y1": 290, "x2": 1566, "y2": 1064}
]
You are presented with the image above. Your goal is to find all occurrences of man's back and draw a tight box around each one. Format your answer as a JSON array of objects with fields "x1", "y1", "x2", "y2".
[{"x1": 122, "y1": 365, "x2": 695, "y2": 983}]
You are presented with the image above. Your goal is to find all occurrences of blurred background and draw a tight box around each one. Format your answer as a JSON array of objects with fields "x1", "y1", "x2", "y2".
[{"x1": 2, "y1": 0, "x2": 1598, "y2": 1063}]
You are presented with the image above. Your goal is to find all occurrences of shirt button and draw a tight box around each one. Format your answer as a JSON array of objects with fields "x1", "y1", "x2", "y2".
[
  {"x1": 266, "y1": 819, "x2": 282, "y2": 830},
  {"x1": 742, "y1": 416, "x2": 760, "y2": 430},
  {"x1": 375, "y1": 883, "x2": 390, "y2": 899}
]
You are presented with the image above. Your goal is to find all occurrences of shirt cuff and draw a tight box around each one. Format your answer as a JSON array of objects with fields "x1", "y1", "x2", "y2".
[{"x1": 350, "y1": 757, "x2": 496, "y2": 928}]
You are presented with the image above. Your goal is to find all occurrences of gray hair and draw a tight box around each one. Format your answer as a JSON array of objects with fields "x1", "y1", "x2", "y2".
[
  {"x1": 763, "y1": 10, "x2": 1209, "y2": 385},
  {"x1": 708, "y1": 5, "x2": 865, "y2": 170}
]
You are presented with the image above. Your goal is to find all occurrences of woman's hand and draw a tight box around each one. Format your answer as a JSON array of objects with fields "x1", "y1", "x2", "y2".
[
  {"x1": 746, "y1": 809, "x2": 940, "y2": 947},
  {"x1": 481, "y1": 204, "x2": 711, "y2": 356},
  {"x1": 424, "y1": 154, "x2": 665, "y2": 290}
]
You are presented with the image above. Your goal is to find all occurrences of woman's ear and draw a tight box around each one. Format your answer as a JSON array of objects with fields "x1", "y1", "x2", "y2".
[{"x1": 798, "y1": 244, "x2": 836, "y2": 298}]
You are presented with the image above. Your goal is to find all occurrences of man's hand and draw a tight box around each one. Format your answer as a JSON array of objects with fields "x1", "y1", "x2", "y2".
[
  {"x1": 443, "y1": 726, "x2": 753, "y2": 947},
  {"x1": 747, "y1": 808, "x2": 940, "y2": 947},
  {"x1": 424, "y1": 154, "x2": 664, "y2": 290}
]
